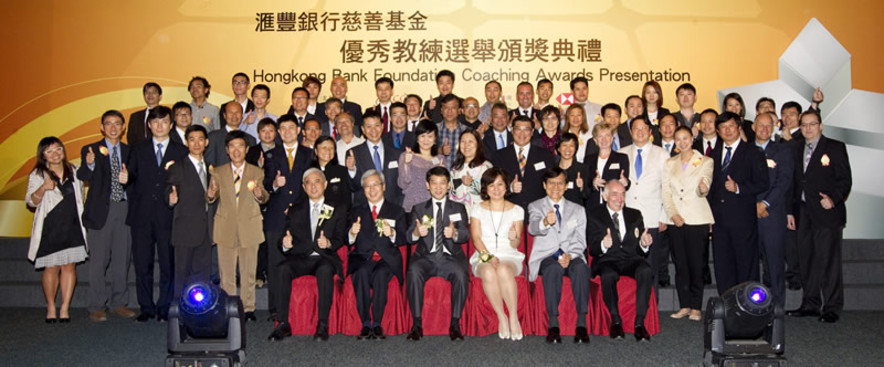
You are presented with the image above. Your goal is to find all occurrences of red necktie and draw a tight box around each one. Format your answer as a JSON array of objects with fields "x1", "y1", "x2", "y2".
[
  {"x1": 332, "y1": 125, "x2": 338, "y2": 140},
  {"x1": 381, "y1": 106, "x2": 389, "y2": 132},
  {"x1": 371, "y1": 205, "x2": 381, "y2": 261},
  {"x1": 705, "y1": 141, "x2": 712, "y2": 156}
]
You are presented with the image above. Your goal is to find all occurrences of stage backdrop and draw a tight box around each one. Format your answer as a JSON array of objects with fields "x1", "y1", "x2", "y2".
[{"x1": 0, "y1": 0, "x2": 881, "y2": 238}]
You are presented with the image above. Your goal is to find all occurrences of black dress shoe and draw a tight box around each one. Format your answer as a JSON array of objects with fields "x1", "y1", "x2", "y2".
[
  {"x1": 45, "y1": 317, "x2": 57, "y2": 324},
  {"x1": 244, "y1": 312, "x2": 257, "y2": 322},
  {"x1": 574, "y1": 326, "x2": 590, "y2": 344},
  {"x1": 634, "y1": 326, "x2": 651, "y2": 342},
  {"x1": 156, "y1": 313, "x2": 168, "y2": 322},
  {"x1": 268, "y1": 322, "x2": 291, "y2": 341},
  {"x1": 135, "y1": 313, "x2": 155, "y2": 322},
  {"x1": 357, "y1": 326, "x2": 372, "y2": 340},
  {"x1": 545, "y1": 327, "x2": 562, "y2": 344},
  {"x1": 787, "y1": 281, "x2": 802, "y2": 291},
  {"x1": 267, "y1": 312, "x2": 278, "y2": 322},
  {"x1": 406, "y1": 326, "x2": 423, "y2": 341},
  {"x1": 449, "y1": 325, "x2": 464, "y2": 341},
  {"x1": 59, "y1": 317, "x2": 71, "y2": 324},
  {"x1": 786, "y1": 308, "x2": 820, "y2": 317},
  {"x1": 372, "y1": 326, "x2": 386, "y2": 340},
  {"x1": 609, "y1": 323, "x2": 625, "y2": 339},
  {"x1": 658, "y1": 279, "x2": 671, "y2": 288},
  {"x1": 819, "y1": 312, "x2": 839, "y2": 323},
  {"x1": 314, "y1": 324, "x2": 330, "y2": 342}
]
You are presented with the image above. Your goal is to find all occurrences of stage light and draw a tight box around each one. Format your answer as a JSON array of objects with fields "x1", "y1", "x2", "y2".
[
  {"x1": 167, "y1": 281, "x2": 246, "y2": 366},
  {"x1": 703, "y1": 282, "x2": 785, "y2": 367}
]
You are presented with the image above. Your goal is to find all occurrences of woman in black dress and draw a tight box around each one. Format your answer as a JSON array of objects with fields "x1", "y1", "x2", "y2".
[
  {"x1": 311, "y1": 135, "x2": 351, "y2": 210},
  {"x1": 26, "y1": 137, "x2": 88, "y2": 323},
  {"x1": 555, "y1": 133, "x2": 591, "y2": 205}
]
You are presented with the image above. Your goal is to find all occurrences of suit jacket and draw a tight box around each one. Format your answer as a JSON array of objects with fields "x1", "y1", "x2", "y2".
[
  {"x1": 282, "y1": 198, "x2": 348, "y2": 278},
  {"x1": 661, "y1": 150, "x2": 715, "y2": 225},
  {"x1": 208, "y1": 162, "x2": 269, "y2": 248},
  {"x1": 245, "y1": 143, "x2": 272, "y2": 167},
  {"x1": 127, "y1": 108, "x2": 150, "y2": 146},
  {"x1": 169, "y1": 128, "x2": 186, "y2": 146},
  {"x1": 580, "y1": 139, "x2": 600, "y2": 163},
  {"x1": 562, "y1": 161, "x2": 592, "y2": 206},
  {"x1": 791, "y1": 135, "x2": 851, "y2": 227},
  {"x1": 347, "y1": 141, "x2": 403, "y2": 208},
  {"x1": 316, "y1": 100, "x2": 363, "y2": 137},
  {"x1": 482, "y1": 129, "x2": 513, "y2": 162},
  {"x1": 692, "y1": 135, "x2": 720, "y2": 156},
  {"x1": 422, "y1": 95, "x2": 462, "y2": 123},
  {"x1": 77, "y1": 140, "x2": 130, "y2": 230},
  {"x1": 587, "y1": 206, "x2": 649, "y2": 276},
  {"x1": 583, "y1": 151, "x2": 631, "y2": 208},
  {"x1": 527, "y1": 198, "x2": 587, "y2": 281},
  {"x1": 205, "y1": 128, "x2": 257, "y2": 167},
  {"x1": 406, "y1": 199, "x2": 470, "y2": 272},
  {"x1": 618, "y1": 144, "x2": 669, "y2": 227},
  {"x1": 491, "y1": 144, "x2": 556, "y2": 209},
  {"x1": 320, "y1": 163, "x2": 352, "y2": 211},
  {"x1": 262, "y1": 143, "x2": 314, "y2": 232},
  {"x1": 348, "y1": 202, "x2": 407, "y2": 282},
  {"x1": 382, "y1": 129, "x2": 416, "y2": 151},
  {"x1": 757, "y1": 141, "x2": 793, "y2": 222},
  {"x1": 615, "y1": 122, "x2": 634, "y2": 148},
  {"x1": 508, "y1": 107, "x2": 541, "y2": 122},
  {"x1": 708, "y1": 140, "x2": 770, "y2": 228},
  {"x1": 126, "y1": 139, "x2": 188, "y2": 229},
  {"x1": 165, "y1": 157, "x2": 213, "y2": 247}
]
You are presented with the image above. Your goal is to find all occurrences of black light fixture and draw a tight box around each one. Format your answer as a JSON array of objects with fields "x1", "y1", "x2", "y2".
[
  {"x1": 704, "y1": 281, "x2": 785, "y2": 366},
  {"x1": 167, "y1": 282, "x2": 246, "y2": 366}
]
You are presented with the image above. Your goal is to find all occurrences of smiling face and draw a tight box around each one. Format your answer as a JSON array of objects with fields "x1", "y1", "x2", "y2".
[
  {"x1": 463, "y1": 98, "x2": 480, "y2": 120},
  {"x1": 186, "y1": 130, "x2": 208, "y2": 157},
  {"x1": 491, "y1": 108, "x2": 508, "y2": 132},
  {"x1": 188, "y1": 80, "x2": 208, "y2": 100},
  {"x1": 594, "y1": 128, "x2": 613, "y2": 150},
  {"x1": 725, "y1": 97, "x2": 743, "y2": 115},
  {"x1": 324, "y1": 101, "x2": 342, "y2": 122},
  {"x1": 604, "y1": 181, "x2": 626, "y2": 211},
  {"x1": 485, "y1": 82, "x2": 501, "y2": 103},
  {"x1": 517, "y1": 84, "x2": 534, "y2": 109},
  {"x1": 557, "y1": 139, "x2": 576, "y2": 161},
  {"x1": 485, "y1": 174, "x2": 506, "y2": 201},
  {"x1": 799, "y1": 113, "x2": 822, "y2": 141},
  {"x1": 258, "y1": 123, "x2": 276, "y2": 145},
  {"x1": 278, "y1": 121, "x2": 300, "y2": 145},
  {"x1": 302, "y1": 120, "x2": 322, "y2": 145},
  {"x1": 459, "y1": 132, "x2": 477, "y2": 160},
  {"x1": 643, "y1": 85, "x2": 659, "y2": 107},
  {"x1": 303, "y1": 170, "x2": 327, "y2": 201},
  {"x1": 363, "y1": 173, "x2": 385, "y2": 204},
  {"x1": 567, "y1": 107, "x2": 585, "y2": 131},
  {"x1": 674, "y1": 128, "x2": 693, "y2": 153},
  {"x1": 375, "y1": 81, "x2": 392, "y2": 104},
  {"x1": 426, "y1": 174, "x2": 450, "y2": 200},
  {"x1": 717, "y1": 118, "x2": 741, "y2": 145},
  {"x1": 390, "y1": 106, "x2": 407, "y2": 130},
  {"x1": 436, "y1": 75, "x2": 454, "y2": 96},
  {"x1": 291, "y1": 90, "x2": 309, "y2": 114},
  {"x1": 232, "y1": 75, "x2": 249, "y2": 97},
  {"x1": 226, "y1": 137, "x2": 247, "y2": 166},
  {"x1": 512, "y1": 119, "x2": 533, "y2": 146},
  {"x1": 677, "y1": 88, "x2": 696, "y2": 109},
  {"x1": 42, "y1": 143, "x2": 65, "y2": 165},
  {"x1": 144, "y1": 86, "x2": 162, "y2": 108},
  {"x1": 405, "y1": 97, "x2": 422, "y2": 117},
  {"x1": 543, "y1": 173, "x2": 566, "y2": 202},
  {"x1": 441, "y1": 99, "x2": 459, "y2": 123},
  {"x1": 101, "y1": 114, "x2": 125, "y2": 142},
  {"x1": 541, "y1": 112, "x2": 559, "y2": 133},
  {"x1": 571, "y1": 80, "x2": 588, "y2": 103},
  {"x1": 659, "y1": 115, "x2": 676, "y2": 140},
  {"x1": 223, "y1": 102, "x2": 243, "y2": 128},
  {"x1": 626, "y1": 96, "x2": 644, "y2": 119},
  {"x1": 417, "y1": 130, "x2": 436, "y2": 152},
  {"x1": 631, "y1": 118, "x2": 651, "y2": 146},
  {"x1": 252, "y1": 88, "x2": 269, "y2": 110},
  {"x1": 537, "y1": 82, "x2": 552, "y2": 102},
  {"x1": 315, "y1": 139, "x2": 335, "y2": 165},
  {"x1": 700, "y1": 112, "x2": 717, "y2": 137},
  {"x1": 331, "y1": 77, "x2": 348, "y2": 99},
  {"x1": 362, "y1": 117, "x2": 384, "y2": 143},
  {"x1": 753, "y1": 113, "x2": 775, "y2": 143},
  {"x1": 174, "y1": 107, "x2": 192, "y2": 129}
]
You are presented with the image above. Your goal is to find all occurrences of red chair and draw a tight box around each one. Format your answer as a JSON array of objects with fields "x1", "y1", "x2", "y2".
[
  {"x1": 464, "y1": 236, "x2": 534, "y2": 337},
  {"x1": 339, "y1": 246, "x2": 409, "y2": 336},
  {"x1": 404, "y1": 242, "x2": 469, "y2": 335},
  {"x1": 587, "y1": 256, "x2": 661, "y2": 336},
  {"x1": 286, "y1": 246, "x2": 347, "y2": 335},
  {"x1": 527, "y1": 233, "x2": 592, "y2": 336}
]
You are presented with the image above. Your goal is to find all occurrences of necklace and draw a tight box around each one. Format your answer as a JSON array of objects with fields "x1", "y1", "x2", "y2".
[{"x1": 487, "y1": 200, "x2": 506, "y2": 250}]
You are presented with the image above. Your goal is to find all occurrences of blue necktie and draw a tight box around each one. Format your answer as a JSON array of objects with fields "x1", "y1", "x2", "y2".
[
  {"x1": 497, "y1": 133, "x2": 505, "y2": 149},
  {"x1": 156, "y1": 143, "x2": 163, "y2": 167},
  {"x1": 722, "y1": 146, "x2": 733, "y2": 174},
  {"x1": 612, "y1": 135, "x2": 620, "y2": 152},
  {"x1": 373, "y1": 145, "x2": 382, "y2": 172},
  {"x1": 635, "y1": 148, "x2": 643, "y2": 179},
  {"x1": 554, "y1": 203, "x2": 561, "y2": 231},
  {"x1": 394, "y1": 133, "x2": 401, "y2": 149}
]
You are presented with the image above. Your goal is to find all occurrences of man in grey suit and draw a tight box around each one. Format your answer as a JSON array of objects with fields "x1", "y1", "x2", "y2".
[{"x1": 528, "y1": 167, "x2": 590, "y2": 344}]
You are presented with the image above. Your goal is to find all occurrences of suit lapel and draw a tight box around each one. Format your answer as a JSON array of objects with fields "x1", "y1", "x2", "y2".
[{"x1": 806, "y1": 136, "x2": 827, "y2": 174}]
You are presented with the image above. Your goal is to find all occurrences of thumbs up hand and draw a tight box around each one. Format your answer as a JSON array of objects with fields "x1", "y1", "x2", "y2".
[
  {"x1": 819, "y1": 192, "x2": 834, "y2": 210},
  {"x1": 404, "y1": 147, "x2": 414, "y2": 164},
  {"x1": 118, "y1": 163, "x2": 129, "y2": 184},
  {"x1": 442, "y1": 138, "x2": 451, "y2": 156},
  {"x1": 317, "y1": 230, "x2": 330, "y2": 249},
  {"x1": 698, "y1": 177, "x2": 709, "y2": 195},
  {"x1": 169, "y1": 186, "x2": 178, "y2": 205},
  {"x1": 428, "y1": 95, "x2": 436, "y2": 110},
  {"x1": 618, "y1": 169, "x2": 629, "y2": 187},
  {"x1": 207, "y1": 176, "x2": 218, "y2": 198},
  {"x1": 511, "y1": 175, "x2": 523, "y2": 194},
  {"x1": 725, "y1": 175, "x2": 738, "y2": 193},
  {"x1": 575, "y1": 171, "x2": 584, "y2": 189},
  {"x1": 382, "y1": 220, "x2": 393, "y2": 238},
  {"x1": 544, "y1": 208, "x2": 557, "y2": 227},
  {"x1": 443, "y1": 221, "x2": 456, "y2": 239},
  {"x1": 350, "y1": 216, "x2": 362, "y2": 237},
  {"x1": 593, "y1": 170, "x2": 605, "y2": 191},
  {"x1": 508, "y1": 222, "x2": 520, "y2": 242},
  {"x1": 602, "y1": 228, "x2": 613, "y2": 249},
  {"x1": 282, "y1": 230, "x2": 293, "y2": 249},
  {"x1": 274, "y1": 170, "x2": 286, "y2": 189},
  {"x1": 461, "y1": 171, "x2": 473, "y2": 187},
  {"x1": 414, "y1": 219, "x2": 429, "y2": 238},
  {"x1": 640, "y1": 228, "x2": 653, "y2": 247},
  {"x1": 85, "y1": 147, "x2": 96, "y2": 166}
]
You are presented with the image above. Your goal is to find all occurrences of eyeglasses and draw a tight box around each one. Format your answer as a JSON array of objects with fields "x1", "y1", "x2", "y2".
[
  {"x1": 45, "y1": 146, "x2": 64, "y2": 154},
  {"x1": 233, "y1": 80, "x2": 249, "y2": 85}
]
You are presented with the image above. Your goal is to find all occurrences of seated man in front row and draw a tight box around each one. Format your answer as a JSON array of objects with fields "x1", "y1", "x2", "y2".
[
  {"x1": 587, "y1": 180, "x2": 655, "y2": 342},
  {"x1": 528, "y1": 167, "x2": 591, "y2": 344},
  {"x1": 405, "y1": 167, "x2": 470, "y2": 341},
  {"x1": 268, "y1": 168, "x2": 347, "y2": 342}
]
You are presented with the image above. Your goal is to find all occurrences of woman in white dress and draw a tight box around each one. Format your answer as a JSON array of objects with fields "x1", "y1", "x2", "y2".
[
  {"x1": 449, "y1": 129, "x2": 491, "y2": 212},
  {"x1": 469, "y1": 167, "x2": 525, "y2": 340}
]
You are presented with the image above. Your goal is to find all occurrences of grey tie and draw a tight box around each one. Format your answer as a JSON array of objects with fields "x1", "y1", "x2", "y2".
[
  {"x1": 110, "y1": 146, "x2": 124, "y2": 202},
  {"x1": 612, "y1": 212, "x2": 621, "y2": 241},
  {"x1": 311, "y1": 202, "x2": 320, "y2": 238},
  {"x1": 433, "y1": 202, "x2": 444, "y2": 253},
  {"x1": 804, "y1": 142, "x2": 814, "y2": 173},
  {"x1": 198, "y1": 162, "x2": 207, "y2": 191}
]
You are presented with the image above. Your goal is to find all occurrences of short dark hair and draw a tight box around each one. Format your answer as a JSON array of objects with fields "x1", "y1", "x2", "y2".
[
  {"x1": 537, "y1": 79, "x2": 553, "y2": 90},
  {"x1": 601, "y1": 103, "x2": 622, "y2": 116},
  {"x1": 491, "y1": 101, "x2": 508, "y2": 114},
  {"x1": 291, "y1": 87, "x2": 309, "y2": 98},
  {"x1": 225, "y1": 130, "x2": 248, "y2": 146},
  {"x1": 147, "y1": 105, "x2": 172, "y2": 122},
  {"x1": 440, "y1": 93, "x2": 461, "y2": 108},
  {"x1": 485, "y1": 80, "x2": 502, "y2": 90},
  {"x1": 781, "y1": 101, "x2": 802, "y2": 114},
  {"x1": 375, "y1": 77, "x2": 394, "y2": 89},
  {"x1": 324, "y1": 97, "x2": 343, "y2": 109},
  {"x1": 405, "y1": 94, "x2": 423, "y2": 107},
  {"x1": 302, "y1": 76, "x2": 321, "y2": 90},
  {"x1": 143, "y1": 82, "x2": 162, "y2": 95},
  {"x1": 251, "y1": 84, "x2": 271, "y2": 98},
  {"x1": 277, "y1": 114, "x2": 298, "y2": 128},
  {"x1": 257, "y1": 117, "x2": 277, "y2": 132},
  {"x1": 631, "y1": 115, "x2": 649, "y2": 129},
  {"x1": 625, "y1": 95, "x2": 644, "y2": 109},
  {"x1": 540, "y1": 105, "x2": 561, "y2": 122},
  {"x1": 570, "y1": 77, "x2": 589, "y2": 90},
  {"x1": 101, "y1": 110, "x2": 125, "y2": 125},
  {"x1": 799, "y1": 110, "x2": 821, "y2": 125},
  {"x1": 715, "y1": 111, "x2": 740, "y2": 128},
  {"x1": 390, "y1": 101, "x2": 407, "y2": 113},
  {"x1": 512, "y1": 115, "x2": 533, "y2": 129},
  {"x1": 756, "y1": 97, "x2": 776, "y2": 112},
  {"x1": 480, "y1": 167, "x2": 511, "y2": 201},
  {"x1": 185, "y1": 124, "x2": 208, "y2": 139},
  {"x1": 542, "y1": 166, "x2": 566, "y2": 183},
  {"x1": 675, "y1": 83, "x2": 696, "y2": 95},
  {"x1": 412, "y1": 120, "x2": 439, "y2": 155},
  {"x1": 436, "y1": 70, "x2": 455, "y2": 83},
  {"x1": 172, "y1": 101, "x2": 191, "y2": 114},
  {"x1": 232, "y1": 72, "x2": 249, "y2": 83},
  {"x1": 426, "y1": 166, "x2": 450, "y2": 183},
  {"x1": 362, "y1": 109, "x2": 382, "y2": 123},
  {"x1": 700, "y1": 108, "x2": 719, "y2": 119},
  {"x1": 556, "y1": 132, "x2": 579, "y2": 150},
  {"x1": 188, "y1": 76, "x2": 211, "y2": 97},
  {"x1": 517, "y1": 81, "x2": 533, "y2": 91}
]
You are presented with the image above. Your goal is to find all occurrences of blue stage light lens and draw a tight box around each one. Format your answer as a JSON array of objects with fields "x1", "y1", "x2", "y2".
[
  {"x1": 749, "y1": 287, "x2": 767, "y2": 303},
  {"x1": 193, "y1": 291, "x2": 205, "y2": 303}
]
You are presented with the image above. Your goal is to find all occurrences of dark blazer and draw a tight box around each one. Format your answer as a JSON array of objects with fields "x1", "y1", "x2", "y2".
[
  {"x1": 127, "y1": 108, "x2": 150, "y2": 147},
  {"x1": 423, "y1": 95, "x2": 462, "y2": 123},
  {"x1": 169, "y1": 128, "x2": 185, "y2": 146},
  {"x1": 283, "y1": 199, "x2": 348, "y2": 277},
  {"x1": 458, "y1": 116, "x2": 483, "y2": 131},
  {"x1": 262, "y1": 144, "x2": 314, "y2": 232},
  {"x1": 347, "y1": 141, "x2": 403, "y2": 208},
  {"x1": 348, "y1": 202, "x2": 407, "y2": 282},
  {"x1": 791, "y1": 135, "x2": 851, "y2": 227},
  {"x1": 693, "y1": 136, "x2": 720, "y2": 156},
  {"x1": 316, "y1": 100, "x2": 364, "y2": 136},
  {"x1": 126, "y1": 139, "x2": 188, "y2": 229},
  {"x1": 205, "y1": 128, "x2": 257, "y2": 167},
  {"x1": 615, "y1": 123, "x2": 633, "y2": 148},
  {"x1": 561, "y1": 161, "x2": 592, "y2": 206},
  {"x1": 508, "y1": 107, "x2": 541, "y2": 122},
  {"x1": 708, "y1": 140, "x2": 770, "y2": 228},
  {"x1": 583, "y1": 151, "x2": 631, "y2": 207},
  {"x1": 165, "y1": 158, "x2": 213, "y2": 247},
  {"x1": 406, "y1": 199, "x2": 470, "y2": 271},
  {"x1": 382, "y1": 130, "x2": 416, "y2": 151},
  {"x1": 482, "y1": 129, "x2": 513, "y2": 162},
  {"x1": 77, "y1": 140, "x2": 130, "y2": 230},
  {"x1": 581, "y1": 139, "x2": 600, "y2": 163},
  {"x1": 492, "y1": 144, "x2": 556, "y2": 209},
  {"x1": 586, "y1": 206, "x2": 648, "y2": 276},
  {"x1": 758, "y1": 141, "x2": 794, "y2": 217},
  {"x1": 319, "y1": 163, "x2": 352, "y2": 211},
  {"x1": 245, "y1": 143, "x2": 272, "y2": 167}
]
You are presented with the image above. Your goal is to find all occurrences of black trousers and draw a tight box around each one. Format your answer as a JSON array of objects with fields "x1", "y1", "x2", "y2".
[
  {"x1": 669, "y1": 224, "x2": 708, "y2": 310},
  {"x1": 264, "y1": 231, "x2": 285, "y2": 315},
  {"x1": 648, "y1": 227, "x2": 670, "y2": 285},
  {"x1": 351, "y1": 259, "x2": 394, "y2": 326},
  {"x1": 275, "y1": 255, "x2": 336, "y2": 325},
  {"x1": 758, "y1": 213, "x2": 787, "y2": 307},
  {"x1": 539, "y1": 256, "x2": 590, "y2": 327},
  {"x1": 712, "y1": 224, "x2": 759, "y2": 295},
  {"x1": 173, "y1": 242, "x2": 212, "y2": 300},
  {"x1": 785, "y1": 226, "x2": 801, "y2": 286},
  {"x1": 131, "y1": 222, "x2": 174, "y2": 316},
  {"x1": 597, "y1": 258, "x2": 653, "y2": 326},
  {"x1": 406, "y1": 253, "x2": 469, "y2": 321},
  {"x1": 797, "y1": 205, "x2": 844, "y2": 314}
]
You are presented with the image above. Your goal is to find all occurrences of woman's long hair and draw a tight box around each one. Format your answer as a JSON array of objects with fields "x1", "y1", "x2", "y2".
[
  {"x1": 451, "y1": 129, "x2": 487, "y2": 171},
  {"x1": 35, "y1": 136, "x2": 73, "y2": 183}
]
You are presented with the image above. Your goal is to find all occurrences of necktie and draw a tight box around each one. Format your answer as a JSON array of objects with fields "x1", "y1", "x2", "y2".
[
  {"x1": 497, "y1": 133, "x2": 505, "y2": 149},
  {"x1": 234, "y1": 169, "x2": 241, "y2": 206},
  {"x1": 635, "y1": 148, "x2": 643, "y2": 179},
  {"x1": 198, "y1": 162, "x2": 207, "y2": 190},
  {"x1": 705, "y1": 141, "x2": 712, "y2": 156},
  {"x1": 286, "y1": 147, "x2": 295, "y2": 171},
  {"x1": 665, "y1": 143, "x2": 671, "y2": 153},
  {"x1": 143, "y1": 108, "x2": 151, "y2": 138},
  {"x1": 382, "y1": 106, "x2": 389, "y2": 132},
  {"x1": 518, "y1": 147, "x2": 526, "y2": 175},
  {"x1": 722, "y1": 146, "x2": 733, "y2": 174},
  {"x1": 554, "y1": 203, "x2": 561, "y2": 231},
  {"x1": 156, "y1": 143, "x2": 163, "y2": 166},
  {"x1": 373, "y1": 145, "x2": 383, "y2": 172},
  {"x1": 612, "y1": 135, "x2": 620, "y2": 152},
  {"x1": 410, "y1": 120, "x2": 416, "y2": 131},
  {"x1": 804, "y1": 143, "x2": 814, "y2": 173},
  {"x1": 394, "y1": 133, "x2": 401, "y2": 149},
  {"x1": 332, "y1": 125, "x2": 338, "y2": 140},
  {"x1": 433, "y1": 202, "x2": 443, "y2": 253},
  {"x1": 371, "y1": 205, "x2": 381, "y2": 261},
  {"x1": 298, "y1": 116, "x2": 304, "y2": 127},
  {"x1": 110, "y1": 146, "x2": 124, "y2": 202},
  {"x1": 311, "y1": 202, "x2": 320, "y2": 238},
  {"x1": 611, "y1": 212, "x2": 621, "y2": 241}
]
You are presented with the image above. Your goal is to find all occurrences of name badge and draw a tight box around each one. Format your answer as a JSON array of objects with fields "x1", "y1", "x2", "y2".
[
  {"x1": 610, "y1": 163, "x2": 620, "y2": 170},
  {"x1": 329, "y1": 177, "x2": 341, "y2": 183},
  {"x1": 385, "y1": 219, "x2": 396, "y2": 227},
  {"x1": 534, "y1": 162, "x2": 546, "y2": 170},
  {"x1": 567, "y1": 182, "x2": 574, "y2": 189},
  {"x1": 449, "y1": 213, "x2": 462, "y2": 222},
  {"x1": 388, "y1": 161, "x2": 398, "y2": 169}
]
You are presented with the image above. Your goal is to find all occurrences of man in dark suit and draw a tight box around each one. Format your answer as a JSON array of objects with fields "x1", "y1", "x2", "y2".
[
  {"x1": 345, "y1": 110, "x2": 403, "y2": 208},
  {"x1": 482, "y1": 102, "x2": 513, "y2": 162},
  {"x1": 365, "y1": 77, "x2": 395, "y2": 132},
  {"x1": 245, "y1": 118, "x2": 277, "y2": 168},
  {"x1": 126, "y1": 82, "x2": 162, "y2": 146},
  {"x1": 587, "y1": 180, "x2": 655, "y2": 341},
  {"x1": 262, "y1": 114, "x2": 313, "y2": 322},
  {"x1": 78, "y1": 110, "x2": 136, "y2": 322},
  {"x1": 752, "y1": 112, "x2": 794, "y2": 308},
  {"x1": 708, "y1": 112, "x2": 770, "y2": 295},
  {"x1": 654, "y1": 113, "x2": 679, "y2": 157},
  {"x1": 508, "y1": 82, "x2": 541, "y2": 125},
  {"x1": 601, "y1": 103, "x2": 631, "y2": 151},
  {"x1": 405, "y1": 167, "x2": 470, "y2": 341},
  {"x1": 317, "y1": 76, "x2": 363, "y2": 136},
  {"x1": 422, "y1": 70, "x2": 460, "y2": 123},
  {"x1": 692, "y1": 109, "x2": 720, "y2": 156},
  {"x1": 347, "y1": 170, "x2": 406, "y2": 339},
  {"x1": 169, "y1": 101, "x2": 192, "y2": 146},
  {"x1": 218, "y1": 72, "x2": 255, "y2": 129},
  {"x1": 165, "y1": 125, "x2": 214, "y2": 300},
  {"x1": 206, "y1": 102, "x2": 257, "y2": 168},
  {"x1": 126, "y1": 106, "x2": 188, "y2": 322},
  {"x1": 381, "y1": 102, "x2": 416, "y2": 150},
  {"x1": 779, "y1": 101, "x2": 805, "y2": 290},
  {"x1": 491, "y1": 115, "x2": 555, "y2": 211},
  {"x1": 268, "y1": 168, "x2": 348, "y2": 341},
  {"x1": 284, "y1": 87, "x2": 316, "y2": 130},
  {"x1": 786, "y1": 111, "x2": 851, "y2": 323}
]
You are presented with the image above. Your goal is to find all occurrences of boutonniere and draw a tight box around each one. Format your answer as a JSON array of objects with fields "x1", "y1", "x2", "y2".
[
  {"x1": 674, "y1": 147, "x2": 681, "y2": 154},
  {"x1": 649, "y1": 135, "x2": 655, "y2": 143},
  {"x1": 651, "y1": 118, "x2": 659, "y2": 126},
  {"x1": 99, "y1": 146, "x2": 109, "y2": 156},
  {"x1": 821, "y1": 154, "x2": 830, "y2": 167},
  {"x1": 420, "y1": 214, "x2": 434, "y2": 229},
  {"x1": 318, "y1": 205, "x2": 334, "y2": 226},
  {"x1": 202, "y1": 116, "x2": 210, "y2": 125},
  {"x1": 246, "y1": 179, "x2": 256, "y2": 190},
  {"x1": 766, "y1": 159, "x2": 777, "y2": 169},
  {"x1": 375, "y1": 218, "x2": 387, "y2": 235},
  {"x1": 692, "y1": 157, "x2": 703, "y2": 167},
  {"x1": 164, "y1": 160, "x2": 175, "y2": 171},
  {"x1": 593, "y1": 114, "x2": 602, "y2": 122},
  {"x1": 634, "y1": 227, "x2": 640, "y2": 238},
  {"x1": 208, "y1": 165, "x2": 214, "y2": 174}
]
